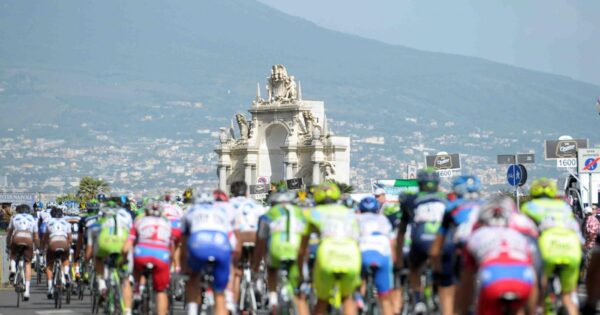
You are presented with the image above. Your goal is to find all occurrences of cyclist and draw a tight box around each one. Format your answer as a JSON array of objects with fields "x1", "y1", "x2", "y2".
[
  {"x1": 90, "y1": 201, "x2": 132, "y2": 313},
  {"x1": 75, "y1": 199, "x2": 100, "y2": 281},
  {"x1": 44, "y1": 205, "x2": 72, "y2": 299},
  {"x1": 255, "y1": 191, "x2": 308, "y2": 314},
  {"x1": 38, "y1": 201, "x2": 54, "y2": 267},
  {"x1": 430, "y1": 175, "x2": 483, "y2": 299},
  {"x1": 181, "y1": 192, "x2": 237, "y2": 315},
  {"x1": 162, "y1": 194, "x2": 184, "y2": 272},
  {"x1": 521, "y1": 178, "x2": 583, "y2": 315},
  {"x1": 123, "y1": 201, "x2": 173, "y2": 315},
  {"x1": 457, "y1": 195, "x2": 536, "y2": 315},
  {"x1": 356, "y1": 196, "x2": 394, "y2": 315},
  {"x1": 6, "y1": 204, "x2": 39, "y2": 301},
  {"x1": 229, "y1": 181, "x2": 266, "y2": 305},
  {"x1": 297, "y1": 182, "x2": 361, "y2": 315},
  {"x1": 396, "y1": 168, "x2": 454, "y2": 315}
]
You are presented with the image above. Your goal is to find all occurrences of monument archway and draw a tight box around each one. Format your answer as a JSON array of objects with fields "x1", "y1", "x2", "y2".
[{"x1": 259, "y1": 123, "x2": 288, "y2": 182}]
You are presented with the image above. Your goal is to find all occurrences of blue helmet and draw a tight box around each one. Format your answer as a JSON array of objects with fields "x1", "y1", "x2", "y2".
[
  {"x1": 452, "y1": 175, "x2": 482, "y2": 197},
  {"x1": 359, "y1": 196, "x2": 380, "y2": 213}
]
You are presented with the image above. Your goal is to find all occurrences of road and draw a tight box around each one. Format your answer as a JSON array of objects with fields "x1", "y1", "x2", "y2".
[{"x1": 0, "y1": 273, "x2": 188, "y2": 315}]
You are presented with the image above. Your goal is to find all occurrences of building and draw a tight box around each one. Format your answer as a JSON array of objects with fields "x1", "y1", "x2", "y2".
[{"x1": 215, "y1": 65, "x2": 350, "y2": 191}]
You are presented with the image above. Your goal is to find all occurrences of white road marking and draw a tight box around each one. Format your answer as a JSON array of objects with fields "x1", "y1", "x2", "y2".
[{"x1": 35, "y1": 311, "x2": 75, "y2": 315}]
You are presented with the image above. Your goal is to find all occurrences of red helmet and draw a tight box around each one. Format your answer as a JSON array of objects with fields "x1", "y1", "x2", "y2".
[{"x1": 213, "y1": 189, "x2": 229, "y2": 202}]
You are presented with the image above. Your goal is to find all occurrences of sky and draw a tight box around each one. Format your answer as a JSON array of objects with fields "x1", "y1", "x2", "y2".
[{"x1": 257, "y1": 0, "x2": 600, "y2": 86}]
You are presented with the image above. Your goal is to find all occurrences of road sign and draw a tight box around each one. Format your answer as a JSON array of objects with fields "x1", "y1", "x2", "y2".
[
  {"x1": 507, "y1": 164, "x2": 527, "y2": 187},
  {"x1": 249, "y1": 184, "x2": 269, "y2": 194},
  {"x1": 578, "y1": 148, "x2": 600, "y2": 173},
  {"x1": 425, "y1": 153, "x2": 461, "y2": 170},
  {"x1": 557, "y1": 158, "x2": 577, "y2": 168},
  {"x1": 286, "y1": 178, "x2": 303, "y2": 190},
  {"x1": 437, "y1": 169, "x2": 453, "y2": 178},
  {"x1": 497, "y1": 155, "x2": 516, "y2": 165},
  {"x1": 517, "y1": 154, "x2": 535, "y2": 164},
  {"x1": 545, "y1": 139, "x2": 588, "y2": 159}
]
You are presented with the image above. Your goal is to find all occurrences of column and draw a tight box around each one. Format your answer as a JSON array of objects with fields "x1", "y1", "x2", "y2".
[
  {"x1": 244, "y1": 164, "x2": 252, "y2": 186},
  {"x1": 285, "y1": 162, "x2": 294, "y2": 180},
  {"x1": 218, "y1": 166, "x2": 227, "y2": 191},
  {"x1": 312, "y1": 162, "x2": 321, "y2": 185}
]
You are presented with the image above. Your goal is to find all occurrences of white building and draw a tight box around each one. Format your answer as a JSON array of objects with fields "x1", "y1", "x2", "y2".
[{"x1": 215, "y1": 65, "x2": 350, "y2": 191}]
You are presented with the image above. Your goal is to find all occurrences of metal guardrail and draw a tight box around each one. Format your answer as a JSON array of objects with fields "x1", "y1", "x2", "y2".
[{"x1": 0, "y1": 233, "x2": 7, "y2": 286}]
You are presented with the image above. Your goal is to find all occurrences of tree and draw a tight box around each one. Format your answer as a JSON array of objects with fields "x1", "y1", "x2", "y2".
[
  {"x1": 329, "y1": 180, "x2": 354, "y2": 194},
  {"x1": 77, "y1": 176, "x2": 110, "y2": 202}
]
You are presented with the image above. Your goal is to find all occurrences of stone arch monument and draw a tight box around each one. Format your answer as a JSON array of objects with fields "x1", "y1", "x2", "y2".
[{"x1": 215, "y1": 65, "x2": 350, "y2": 191}]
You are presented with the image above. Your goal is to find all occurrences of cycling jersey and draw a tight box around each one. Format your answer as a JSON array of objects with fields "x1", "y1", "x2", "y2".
[
  {"x1": 183, "y1": 202, "x2": 236, "y2": 292},
  {"x1": 521, "y1": 198, "x2": 582, "y2": 292},
  {"x1": 9, "y1": 213, "x2": 38, "y2": 240},
  {"x1": 358, "y1": 212, "x2": 393, "y2": 295},
  {"x1": 129, "y1": 215, "x2": 172, "y2": 291},
  {"x1": 46, "y1": 218, "x2": 72, "y2": 241},
  {"x1": 400, "y1": 192, "x2": 455, "y2": 285},
  {"x1": 464, "y1": 226, "x2": 534, "y2": 315},
  {"x1": 229, "y1": 196, "x2": 266, "y2": 233},
  {"x1": 438, "y1": 198, "x2": 482, "y2": 246},
  {"x1": 162, "y1": 203, "x2": 183, "y2": 242},
  {"x1": 64, "y1": 215, "x2": 81, "y2": 243},
  {"x1": 304, "y1": 203, "x2": 361, "y2": 301},
  {"x1": 38, "y1": 208, "x2": 52, "y2": 237},
  {"x1": 95, "y1": 209, "x2": 132, "y2": 258}
]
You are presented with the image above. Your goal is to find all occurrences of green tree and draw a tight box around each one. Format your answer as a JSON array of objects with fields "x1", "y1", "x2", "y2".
[
  {"x1": 328, "y1": 180, "x2": 355, "y2": 194},
  {"x1": 77, "y1": 176, "x2": 110, "y2": 202}
]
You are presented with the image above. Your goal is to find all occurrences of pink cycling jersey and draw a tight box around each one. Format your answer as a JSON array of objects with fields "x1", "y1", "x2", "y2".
[{"x1": 129, "y1": 216, "x2": 172, "y2": 250}]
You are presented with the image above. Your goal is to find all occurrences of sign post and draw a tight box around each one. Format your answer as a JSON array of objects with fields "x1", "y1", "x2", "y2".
[
  {"x1": 425, "y1": 153, "x2": 461, "y2": 178},
  {"x1": 498, "y1": 153, "x2": 534, "y2": 209},
  {"x1": 545, "y1": 138, "x2": 588, "y2": 169},
  {"x1": 577, "y1": 148, "x2": 600, "y2": 207}
]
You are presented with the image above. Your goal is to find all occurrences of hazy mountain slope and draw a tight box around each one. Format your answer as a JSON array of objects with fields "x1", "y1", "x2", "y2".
[{"x1": 0, "y1": 0, "x2": 597, "y2": 140}]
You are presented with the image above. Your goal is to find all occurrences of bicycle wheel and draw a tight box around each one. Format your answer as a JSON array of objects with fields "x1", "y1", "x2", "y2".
[
  {"x1": 36, "y1": 254, "x2": 42, "y2": 284},
  {"x1": 16, "y1": 270, "x2": 22, "y2": 308},
  {"x1": 54, "y1": 262, "x2": 63, "y2": 309}
]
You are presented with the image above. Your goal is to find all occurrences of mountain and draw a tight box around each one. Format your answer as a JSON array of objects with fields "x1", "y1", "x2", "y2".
[{"x1": 0, "y1": 0, "x2": 598, "y2": 190}]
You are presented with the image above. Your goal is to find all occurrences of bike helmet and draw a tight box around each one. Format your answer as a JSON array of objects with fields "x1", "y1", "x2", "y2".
[
  {"x1": 529, "y1": 178, "x2": 557, "y2": 199},
  {"x1": 452, "y1": 175, "x2": 482, "y2": 197},
  {"x1": 145, "y1": 201, "x2": 163, "y2": 217},
  {"x1": 417, "y1": 168, "x2": 440, "y2": 193},
  {"x1": 86, "y1": 200, "x2": 100, "y2": 213},
  {"x1": 478, "y1": 195, "x2": 516, "y2": 227},
  {"x1": 269, "y1": 191, "x2": 295, "y2": 205},
  {"x1": 213, "y1": 189, "x2": 229, "y2": 202},
  {"x1": 196, "y1": 193, "x2": 214, "y2": 204},
  {"x1": 313, "y1": 182, "x2": 342, "y2": 205},
  {"x1": 359, "y1": 196, "x2": 380, "y2": 213},
  {"x1": 97, "y1": 194, "x2": 107, "y2": 202},
  {"x1": 341, "y1": 194, "x2": 357, "y2": 209},
  {"x1": 47, "y1": 201, "x2": 57, "y2": 208},
  {"x1": 50, "y1": 206, "x2": 64, "y2": 218},
  {"x1": 183, "y1": 187, "x2": 194, "y2": 203}
]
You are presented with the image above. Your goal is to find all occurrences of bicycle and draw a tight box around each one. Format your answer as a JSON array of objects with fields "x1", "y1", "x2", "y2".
[
  {"x1": 52, "y1": 248, "x2": 65, "y2": 309},
  {"x1": 35, "y1": 249, "x2": 43, "y2": 285},
  {"x1": 139, "y1": 263, "x2": 155, "y2": 315},
  {"x1": 239, "y1": 242, "x2": 258, "y2": 314},
  {"x1": 168, "y1": 272, "x2": 187, "y2": 315},
  {"x1": 12, "y1": 244, "x2": 27, "y2": 307},
  {"x1": 362, "y1": 265, "x2": 380, "y2": 315},
  {"x1": 103, "y1": 253, "x2": 126, "y2": 315},
  {"x1": 499, "y1": 292, "x2": 519, "y2": 315},
  {"x1": 275, "y1": 259, "x2": 299, "y2": 315}
]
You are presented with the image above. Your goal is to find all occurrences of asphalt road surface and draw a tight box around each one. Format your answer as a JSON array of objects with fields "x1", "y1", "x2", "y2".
[{"x1": 0, "y1": 274, "x2": 187, "y2": 315}]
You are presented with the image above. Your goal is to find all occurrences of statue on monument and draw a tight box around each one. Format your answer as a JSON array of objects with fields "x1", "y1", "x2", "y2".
[
  {"x1": 302, "y1": 111, "x2": 317, "y2": 140},
  {"x1": 236, "y1": 113, "x2": 250, "y2": 140},
  {"x1": 322, "y1": 161, "x2": 336, "y2": 181},
  {"x1": 267, "y1": 64, "x2": 298, "y2": 103}
]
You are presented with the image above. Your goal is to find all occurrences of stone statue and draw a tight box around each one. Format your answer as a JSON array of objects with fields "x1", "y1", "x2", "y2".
[
  {"x1": 236, "y1": 113, "x2": 249, "y2": 140},
  {"x1": 219, "y1": 127, "x2": 229, "y2": 144},
  {"x1": 303, "y1": 111, "x2": 316, "y2": 138},
  {"x1": 322, "y1": 161, "x2": 336, "y2": 181},
  {"x1": 266, "y1": 64, "x2": 298, "y2": 103}
]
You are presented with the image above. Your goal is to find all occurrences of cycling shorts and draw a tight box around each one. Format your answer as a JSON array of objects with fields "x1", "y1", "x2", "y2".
[
  {"x1": 313, "y1": 239, "x2": 361, "y2": 301},
  {"x1": 361, "y1": 250, "x2": 393, "y2": 296},
  {"x1": 134, "y1": 246, "x2": 171, "y2": 292},
  {"x1": 477, "y1": 262, "x2": 534, "y2": 315},
  {"x1": 187, "y1": 231, "x2": 231, "y2": 293},
  {"x1": 409, "y1": 237, "x2": 456, "y2": 286},
  {"x1": 39, "y1": 222, "x2": 47, "y2": 238},
  {"x1": 47, "y1": 238, "x2": 70, "y2": 263},
  {"x1": 10, "y1": 235, "x2": 34, "y2": 262},
  {"x1": 538, "y1": 228, "x2": 581, "y2": 292}
]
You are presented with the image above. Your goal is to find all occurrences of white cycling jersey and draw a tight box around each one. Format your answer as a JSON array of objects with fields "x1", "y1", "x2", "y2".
[
  {"x1": 183, "y1": 202, "x2": 237, "y2": 248},
  {"x1": 229, "y1": 196, "x2": 266, "y2": 232},
  {"x1": 9, "y1": 213, "x2": 38, "y2": 239},
  {"x1": 466, "y1": 226, "x2": 532, "y2": 264},
  {"x1": 163, "y1": 203, "x2": 184, "y2": 221},
  {"x1": 357, "y1": 213, "x2": 393, "y2": 255},
  {"x1": 46, "y1": 218, "x2": 72, "y2": 241},
  {"x1": 39, "y1": 208, "x2": 52, "y2": 224}
]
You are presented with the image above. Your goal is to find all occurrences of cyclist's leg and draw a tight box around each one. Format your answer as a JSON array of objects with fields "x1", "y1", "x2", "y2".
[
  {"x1": 407, "y1": 240, "x2": 427, "y2": 304},
  {"x1": 122, "y1": 250, "x2": 134, "y2": 315},
  {"x1": 371, "y1": 251, "x2": 394, "y2": 315},
  {"x1": 312, "y1": 260, "x2": 333, "y2": 315},
  {"x1": 22, "y1": 238, "x2": 34, "y2": 298},
  {"x1": 438, "y1": 243, "x2": 457, "y2": 315},
  {"x1": 559, "y1": 260, "x2": 581, "y2": 315},
  {"x1": 152, "y1": 258, "x2": 171, "y2": 315},
  {"x1": 46, "y1": 242, "x2": 56, "y2": 295},
  {"x1": 212, "y1": 246, "x2": 232, "y2": 315}
]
